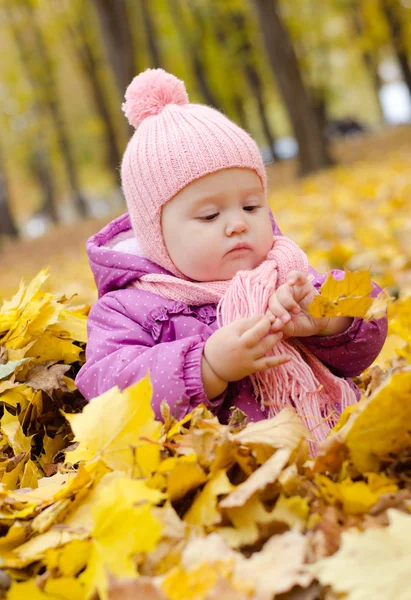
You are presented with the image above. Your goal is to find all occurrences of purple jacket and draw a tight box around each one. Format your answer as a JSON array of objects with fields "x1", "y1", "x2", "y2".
[{"x1": 75, "y1": 211, "x2": 387, "y2": 423}]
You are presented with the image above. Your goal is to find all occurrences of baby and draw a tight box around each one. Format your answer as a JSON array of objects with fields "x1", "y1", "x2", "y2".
[{"x1": 75, "y1": 69, "x2": 387, "y2": 448}]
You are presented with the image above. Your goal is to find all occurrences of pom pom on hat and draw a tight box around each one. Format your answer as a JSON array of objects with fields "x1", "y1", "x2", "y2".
[{"x1": 122, "y1": 68, "x2": 189, "y2": 128}]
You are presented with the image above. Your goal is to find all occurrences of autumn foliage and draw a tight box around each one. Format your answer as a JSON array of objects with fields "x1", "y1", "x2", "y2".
[{"x1": 1, "y1": 148, "x2": 411, "y2": 599}]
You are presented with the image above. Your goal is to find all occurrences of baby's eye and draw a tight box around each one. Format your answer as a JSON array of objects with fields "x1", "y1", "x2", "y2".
[
  {"x1": 243, "y1": 205, "x2": 261, "y2": 212},
  {"x1": 200, "y1": 213, "x2": 219, "y2": 221}
]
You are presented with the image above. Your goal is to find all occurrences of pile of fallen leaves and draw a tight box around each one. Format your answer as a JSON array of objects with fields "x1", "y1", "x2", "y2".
[
  {"x1": 0, "y1": 264, "x2": 410, "y2": 600},
  {"x1": 0, "y1": 269, "x2": 88, "y2": 488}
]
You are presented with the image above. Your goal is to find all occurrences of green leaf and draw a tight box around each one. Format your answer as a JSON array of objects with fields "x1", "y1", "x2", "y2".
[{"x1": 0, "y1": 359, "x2": 30, "y2": 381}]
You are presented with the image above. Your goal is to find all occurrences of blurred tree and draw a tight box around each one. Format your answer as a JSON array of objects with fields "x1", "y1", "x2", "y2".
[
  {"x1": 6, "y1": 9, "x2": 59, "y2": 224},
  {"x1": 92, "y1": 0, "x2": 137, "y2": 101},
  {"x1": 380, "y1": 0, "x2": 411, "y2": 99},
  {"x1": 140, "y1": 0, "x2": 163, "y2": 68},
  {"x1": 251, "y1": 0, "x2": 333, "y2": 174},
  {"x1": 5, "y1": 1, "x2": 89, "y2": 217},
  {"x1": 66, "y1": 0, "x2": 123, "y2": 179},
  {"x1": 167, "y1": 0, "x2": 223, "y2": 110},
  {"x1": 284, "y1": 0, "x2": 333, "y2": 131},
  {"x1": 211, "y1": 3, "x2": 279, "y2": 160},
  {"x1": 28, "y1": 144, "x2": 59, "y2": 224},
  {"x1": 346, "y1": 0, "x2": 385, "y2": 122},
  {"x1": 0, "y1": 144, "x2": 19, "y2": 239}
]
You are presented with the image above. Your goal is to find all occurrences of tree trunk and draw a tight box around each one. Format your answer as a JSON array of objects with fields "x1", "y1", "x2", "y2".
[
  {"x1": 92, "y1": 0, "x2": 137, "y2": 98},
  {"x1": 252, "y1": 0, "x2": 333, "y2": 175},
  {"x1": 211, "y1": 8, "x2": 278, "y2": 159},
  {"x1": 349, "y1": 4, "x2": 385, "y2": 122},
  {"x1": 140, "y1": 0, "x2": 162, "y2": 68},
  {"x1": 68, "y1": 12, "x2": 123, "y2": 178},
  {"x1": 6, "y1": 8, "x2": 59, "y2": 224},
  {"x1": 30, "y1": 145, "x2": 59, "y2": 223},
  {"x1": 9, "y1": 2, "x2": 89, "y2": 217},
  {"x1": 381, "y1": 0, "x2": 411, "y2": 100},
  {"x1": 0, "y1": 146, "x2": 19, "y2": 239},
  {"x1": 230, "y1": 11, "x2": 279, "y2": 160},
  {"x1": 168, "y1": 0, "x2": 223, "y2": 110},
  {"x1": 232, "y1": 95, "x2": 249, "y2": 131},
  {"x1": 245, "y1": 63, "x2": 279, "y2": 161}
]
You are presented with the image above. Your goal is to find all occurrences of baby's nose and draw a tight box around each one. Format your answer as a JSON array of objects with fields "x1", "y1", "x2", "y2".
[{"x1": 226, "y1": 219, "x2": 248, "y2": 235}]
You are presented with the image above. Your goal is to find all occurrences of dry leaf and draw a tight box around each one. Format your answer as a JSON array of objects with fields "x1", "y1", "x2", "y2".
[
  {"x1": 307, "y1": 509, "x2": 411, "y2": 599},
  {"x1": 308, "y1": 269, "x2": 385, "y2": 319}
]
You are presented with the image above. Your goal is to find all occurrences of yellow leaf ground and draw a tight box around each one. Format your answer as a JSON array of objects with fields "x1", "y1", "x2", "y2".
[{"x1": 1, "y1": 127, "x2": 411, "y2": 599}]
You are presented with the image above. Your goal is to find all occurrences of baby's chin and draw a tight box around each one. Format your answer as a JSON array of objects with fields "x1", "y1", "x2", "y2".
[
  {"x1": 218, "y1": 258, "x2": 261, "y2": 280},
  {"x1": 184, "y1": 254, "x2": 266, "y2": 282}
]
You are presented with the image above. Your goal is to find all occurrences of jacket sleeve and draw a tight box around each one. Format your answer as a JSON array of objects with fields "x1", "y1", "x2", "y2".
[
  {"x1": 298, "y1": 267, "x2": 388, "y2": 377},
  {"x1": 74, "y1": 294, "x2": 228, "y2": 420}
]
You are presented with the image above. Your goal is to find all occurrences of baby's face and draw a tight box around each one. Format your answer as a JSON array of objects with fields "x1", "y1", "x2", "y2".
[{"x1": 161, "y1": 168, "x2": 274, "y2": 281}]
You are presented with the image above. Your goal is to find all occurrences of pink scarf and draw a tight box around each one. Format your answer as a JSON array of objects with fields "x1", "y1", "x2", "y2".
[{"x1": 129, "y1": 236, "x2": 358, "y2": 451}]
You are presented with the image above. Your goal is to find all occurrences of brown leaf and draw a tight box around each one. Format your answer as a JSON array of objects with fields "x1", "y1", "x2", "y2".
[
  {"x1": 205, "y1": 578, "x2": 250, "y2": 600},
  {"x1": 25, "y1": 362, "x2": 70, "y2": 396},
  {"x1": 308, "y1": 506, "x2": 342, "y2": 560},
  {"x1": 0, "y1": 347, "x2": 8, "y2": 366},
  {"x1": 276, "y1": 582, "x2": 322, "y2": 600},
  {"x1": 361, "y1": 365, "x2": 388, "y2": 397},
  {"x1": 313, "y1": 433, "x2": 348, "y2": 475},
  {"x1": 160, "y1": 400, "x2": 178, "y2": 435},
  {"x1": 228, "y1": 407, "x2": 248, "y2": 434},
  {"x1": 107, "y1": 577, "x2": 167, "y2": 600},
  {"x1": 3, "y1": 452, "x2": 28, "y2": 473},
  {"x1": 368, "y1": 489, "x2": 411, "y2": 516}
]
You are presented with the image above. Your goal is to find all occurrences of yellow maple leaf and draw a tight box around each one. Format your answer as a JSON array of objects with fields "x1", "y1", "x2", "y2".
[
  {"x1": 26, "y1": 330, "x2": 82, "y2": 364},
  {"x1": 218, "y1": 493, "x2": 308, "y2": 549},
  {"x1": 3, "y1": 528, "x2": 87, "y2": 569},
  {"x1": 158, "y1": 455, "x2": 208, "y2": 502},
  {"x1": 45, "y1": 539, "x2": 91, "y2": 578},
  {"x1": 48, "y1": 309, "x2": 88, "y2": 344},
  {"x1": 161, "y1": 561, "x2": 233, "y2": 600},
  {"x1": 2, "y1": 292, "x2": 62, "y2": 351},
  {"x1": 64, "y1": 373, "x2": 162, "y2": 475},
  {"x1": 340, "y1": 371, "x2": 411, "y2": 473},
  {"x1": 0, "y1": 269, "x2": 50, "y2": 335},
  {"x1": 79, "y1": 475, "x2": 163, "y2": 600},
  {"x1": 7, "y1": 577, "x2": 86, "y2": 600},
  {"x1": 315, "y1": 473, "x2": 397, "y2": 515},
  {"x1": 1, "y1": 410, "x2": 32, "y2": 455},
  {"x1": 184, "y1": 470, "x2": 234, "y2": 527},
  {"x1": 308, "y1": 269, "x2": 386, "y2": 319},
  {"x1": 19, "y1": 459, "x2": 41, "y2": 490}
]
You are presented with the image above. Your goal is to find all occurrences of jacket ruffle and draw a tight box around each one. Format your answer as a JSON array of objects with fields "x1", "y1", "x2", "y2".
[
  {"x1": 142, "y1": 301, "x2": 217, "y2": 342},
  {"x1": 192, "y1": 305, "x2": 217, "y2": 326}
]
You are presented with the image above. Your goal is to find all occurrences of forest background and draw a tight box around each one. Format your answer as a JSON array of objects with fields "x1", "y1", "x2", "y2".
[
  {"x1": 1, "y1": 2, "x2": 411, "y2": 598},
  {"x1": 1, "y1": 0, "x2": 411, "y2": 307}
]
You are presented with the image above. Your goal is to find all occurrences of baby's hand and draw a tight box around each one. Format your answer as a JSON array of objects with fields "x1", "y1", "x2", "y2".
[
  {"x1": 203, "y1": 315, "x2": 291, "y2": 383},
  {"x1": 267, "y1": 270, "x2": 330, "y2": 338}
]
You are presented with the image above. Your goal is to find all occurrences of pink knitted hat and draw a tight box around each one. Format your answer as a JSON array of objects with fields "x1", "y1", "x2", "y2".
[{"x1": 121, "y1": 68, "x2": 267, "y2": 278}]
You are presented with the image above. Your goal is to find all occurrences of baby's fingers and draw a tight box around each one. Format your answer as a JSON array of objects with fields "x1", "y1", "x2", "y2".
[
  {"x1": 240, "y1": 315, "x2": 271, "y2": 346},
  {"x1": 255, "y1": 354, "x2": 292, "y2": 372},
  {"x1": 270, "y1": 316, "x2": 284, "y2": 332},
  {"x1": 288, "y1": 270, "x2": 308, "y2": 286},
  {"x1": 269, "y1": 289, "x2": 296, "y2": 322},
  {"x1": 252, "y1": 331, "x2": 284, "y2": 357}
]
